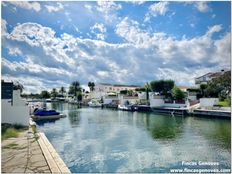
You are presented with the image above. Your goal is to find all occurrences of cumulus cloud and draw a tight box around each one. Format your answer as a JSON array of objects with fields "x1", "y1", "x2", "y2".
[
  {"x1": 45, "y1": 2, "x2": 64, "y2": 13},
  {"x1": 186, "y1": 2, "x2": 210, "y2": 13},
  {"x1": 144, "y1": 2, "x2": 169, "y2": 22},
  {"x1": 194, "y1": 2, "x2": 210, "y2": 12},
  {"x1": 90, "y1": 23, "x2": 107, "y2": 40},
  {"x1": 2, "y1": 19, "x2": 230, "y2": 93},
  {"x1": 1, "y1": 19, "x2": 7, "y2": 36},
  {"x1": 97, "y1": 1, "x2": 122, "y2": 23},
  {"x1": 8, "y1": 1, "x2": 41, "y2": 12}
]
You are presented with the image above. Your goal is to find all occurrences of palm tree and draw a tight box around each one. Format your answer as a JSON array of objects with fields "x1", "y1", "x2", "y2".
[
  {"x1": 51, "y1": 88, "x2": 58, "y2": 99},
  {"x1": 88, "y1": 82, "x2": 95, "y2": 92},
  {"x1": 59, "y1": 86, "x2": 66, "y2": 96},
  {"x1": 144, "y1": 82, "x2": 150, "y2": 105},
  {"x1": 69, "y1": 81, "x2": 81, "y2": 98},
  {"x1": 13, "y1": 81, "x2": 24, "y2": 93}
]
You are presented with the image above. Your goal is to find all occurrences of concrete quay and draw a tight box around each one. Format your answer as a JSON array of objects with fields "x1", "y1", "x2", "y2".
[
  {"x1": 2, "y1": 130, "x2": 51, "y2": 173},
  {"x1": 2, "y1": 126, "x2": 71, "y2": 173}
]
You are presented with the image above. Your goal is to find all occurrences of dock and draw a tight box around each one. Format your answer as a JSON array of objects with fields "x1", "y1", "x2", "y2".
[
  {"x1": 191, "y1": 109, "x2": 231, "y2": 118},
  {"x1": 37, "y1": 132, "x2": 71, "y2": 173}
]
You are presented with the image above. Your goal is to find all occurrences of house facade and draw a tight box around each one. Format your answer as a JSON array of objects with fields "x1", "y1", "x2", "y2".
[
  {"x1": 91, "y1": 83, "x2": 141, "y2": 99},
  {"x1": 2, "y1": 81, "x2": 29, "y2": 126},
  {"x1": 195, "y1": 70, "x2": 226, "y2": 85}
]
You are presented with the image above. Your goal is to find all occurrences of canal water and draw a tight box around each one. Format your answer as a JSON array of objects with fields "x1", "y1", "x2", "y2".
[{"x1": 36, "y1": 103, "x2": 231, "y2": 173}]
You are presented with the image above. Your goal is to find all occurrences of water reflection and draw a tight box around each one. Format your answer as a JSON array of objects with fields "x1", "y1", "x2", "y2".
[
  {"x1": 187, "y1": 117, "x2": 231, "y2": 150},
  {"x1": 145, "y1": 114, "x2": 184, "y2": 140},
  {"x1": 68, "y1": 111, "x2": 81, "y2": 127},
  {"x1": 39, "y1": 103, "x2": 231, "y2": 173},
  {"x1": 35, "y1": 118, "x2": 61, "y2": 126}
]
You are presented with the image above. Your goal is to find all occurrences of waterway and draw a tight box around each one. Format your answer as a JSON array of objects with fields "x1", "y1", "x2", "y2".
[{"x1": 36, "y1": 103, "x2": 231, "y2": 173}]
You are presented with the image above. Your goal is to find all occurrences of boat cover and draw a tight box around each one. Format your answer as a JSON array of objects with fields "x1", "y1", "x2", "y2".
[{"x1": 34, "y1": 109, "x2": 60, "y2": 116}]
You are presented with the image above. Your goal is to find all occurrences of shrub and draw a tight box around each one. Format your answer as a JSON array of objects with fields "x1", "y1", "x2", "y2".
[{"x1": 2, "y1": 128, "x2": 18, "y2": 140}]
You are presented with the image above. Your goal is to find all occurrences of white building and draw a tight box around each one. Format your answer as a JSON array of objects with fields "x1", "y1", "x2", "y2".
[
  {"x1": 2, "y1": 81, "x2": 29, "y2": 126},
  {"x1": 91, "y1": 83, "x2": 141, "y2": 99},
  {"x1": 195, "y1": 70, "x2": 226, "y2": 86}
]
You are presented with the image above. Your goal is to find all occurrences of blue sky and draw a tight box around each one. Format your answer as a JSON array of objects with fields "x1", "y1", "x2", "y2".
[{"x1": 1, "y1": 1, "x2": 231, "y2": 93}]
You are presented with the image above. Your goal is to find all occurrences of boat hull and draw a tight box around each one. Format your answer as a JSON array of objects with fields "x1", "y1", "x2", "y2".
[{"x1": 31, "y1": 114, "x2": 66, "y2": 120}]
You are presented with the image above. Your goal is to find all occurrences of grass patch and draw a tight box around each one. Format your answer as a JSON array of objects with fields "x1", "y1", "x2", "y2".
[
  {"x1": 3, "y1": 143, "x2": 27, "y2": 150},
  {"x1": 2, "y1": 128, "x2": 19, "y2": 140},
  {"x1": 2, "y1": 123, "x2": 28, "y2": 140},
  {"x1": 219, "y1": 100, "x2": 230, "y2": 107},
  {"x1": 31, "y1": 125, "x2": 37, "y2": 133}
]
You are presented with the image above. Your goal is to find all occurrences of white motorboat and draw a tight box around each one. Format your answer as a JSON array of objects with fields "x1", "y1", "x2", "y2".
[{"x1": 88, "y1": 100, "x2": 102, "y2": 107}]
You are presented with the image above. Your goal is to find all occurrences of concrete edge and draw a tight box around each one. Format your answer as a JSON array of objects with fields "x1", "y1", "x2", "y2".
[{"x1": 37, "y1": 132, "x2": 71, "y2": 173}]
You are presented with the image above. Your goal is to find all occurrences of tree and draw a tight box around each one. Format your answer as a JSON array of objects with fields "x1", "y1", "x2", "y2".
[
  {"x1": 59, "y1": 86, "x2": 66, "y2": 96},
  {"x1": 40, "y1": 90, "x2": 50, "y2": 99},
  {"x1": 205, "y1": 71, "x2": 231, "y2": 98},
  {"x1": 88, "y1": 82, "x2": 95, "y2": 92},
  {"x1": 150, "y1": 80, "x2": 174, "y2": 97},
  {"x1": 200, "y1": 84, "x2": 207, "y2": 97},
  {"x1": 13, "y1": 82, "x2": 24, "y2": 93},
  {"x1": 51, "y1": 88, "x2": 58, "y2": 99},
  {"x1": 171, "y1": 86, "x2": 185, "y2": 101},
  {"x1": 144, "y1": 82, "x2": 151, "y2": 101},
  {"x1": 69, "y1": 81, "x2": 81, "y2": 98},
  {"x1": 77, "y1": 92, "x2": 82, "y2": 102}
]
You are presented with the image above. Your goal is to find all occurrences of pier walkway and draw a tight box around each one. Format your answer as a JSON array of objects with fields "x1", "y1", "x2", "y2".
[
  {"x1": 2, "y1": 126, "x2": 71, "y2": 173},
  {"x1": 2, "y1": 129, "x2": 51, "y2": 173}
]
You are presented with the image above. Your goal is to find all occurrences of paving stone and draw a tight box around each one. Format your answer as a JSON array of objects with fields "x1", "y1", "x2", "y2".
[{"x1": 25, "y1": 168, "x2": 34, "y2": 173}]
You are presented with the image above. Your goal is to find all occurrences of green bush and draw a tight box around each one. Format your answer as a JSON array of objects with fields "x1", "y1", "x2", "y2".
[{"x1": 2, "y1": 128, "x2": 18, "y2": 140}]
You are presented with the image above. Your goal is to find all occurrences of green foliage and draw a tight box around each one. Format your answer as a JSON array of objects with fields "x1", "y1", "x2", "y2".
[
  {"x1": 88, "y1": 82, "x2": 95, "y2": 92},
  {"x1": 59, "y1": 86, "x2": 66, "y2": 95},
  {"x1": 77, "y1": 92, "x2": 83, "y2": 101},
  {"x1": 50, "y1": 88, "x2": 58, "y2": 98},
  {"x1": 2, "y1": 123, "x2": 27, "y2": 135},
  {"x1": 40, "y1": 90, "x2": 50, "y2": 99},
  {"x1": 13, "y1": 82, "x2": 24, "y2": 93},
  {"x1": 150, "y1": 80, "x2": 174, "y2": 97},
  {"x1": 187, "y1": 88, "x2": 201, "y2": 93},
  {"x1": 135, "y1": 87, "x2": 146, "y2": 92},
  {"x1": 171, "y1": 86, "x2": 185, "y2": 100},
  {"x1": 2, "y1": 128, "x2": 18, "y2": 140},
  {"x1": 31, "y1": 125, "x2": 37, "y2": 133},
  {"x1": 218, "y1": 100, "x2": 230, "y2": 107},
  {"x1": 120, "y1": 90, "x2": 134, "y2": 96},
  {"x1": 205, "y1": 71, "x2": 231, "y2": 98},
  {"x1": 120, "y1": 90, "x2": 128, "y2": 94},
  {"x1": 200, "y1": 84, "x2": 207, "y2": 97},
  {"x1": 69, "y1": 81, "x2": 81, "y2": 96}
]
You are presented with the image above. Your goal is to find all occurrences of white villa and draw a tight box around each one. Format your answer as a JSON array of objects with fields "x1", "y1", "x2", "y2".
[
  {"x1": 195, "y1": 70, "x2": 226, "y2": 86},
  {"x1": 91, "y1": 83, "x2": 141, "y2": 99},
  {"x1": 2, "y1": 81, "x2": 29, "y2": 126}
]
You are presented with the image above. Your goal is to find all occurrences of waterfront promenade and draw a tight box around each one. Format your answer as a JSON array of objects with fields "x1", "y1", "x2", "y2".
[
  {"x1": 2, "y1": 125, "x2": 70, "y2": 173},
  {"x1": 2, "y1": 129, "x2": 51, "y2": 173}
]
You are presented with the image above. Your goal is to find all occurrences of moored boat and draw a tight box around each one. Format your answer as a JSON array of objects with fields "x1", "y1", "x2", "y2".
[
  {"x1": 31, "y1": 108, "x2": 66, "y2": 120},
  {"x1": 88, "y1": 100, "x2": 102, "y2": 107}
]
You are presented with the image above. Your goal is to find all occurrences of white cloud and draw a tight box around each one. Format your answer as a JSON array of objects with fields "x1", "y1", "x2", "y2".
[
  {"x1": 8, "y1": 1, "x2": 41, "y2": 12},
  {"x1": 90, "y1": 23, "x2": 107, "y2": 40},
  {"x1": 206, "y1": 24, "x2": 222, "y2": 37},
  {"x1": 91, "y1": 23, "x2": 107, "y2": 33},
  {"x1": 194, "y1": 2, "x2": 210, "y2": 12},
  {"x1": 97, "y1": 1, "x2": 122, "y2": 23},
  {"x1": 2, "y1": 21, "x2": 230, "y2": 93},
  {"x1": 1, "y1": 19, "x2": 7, "y2": 36},
  {"x1": 129, "y1": 1, "x2": 145, "y2": 5},
  {"x1": 190, "y1": 23, "x2": 195, "y2": 28},
  {"x1": 84, "y1": 4, "x2": 93, "y2": 12},
  {"x1": 144, "y1": 2, "x2": 169, "y2": 22},
  {"x1": 45, "y1": 2, "x2": 64, "y2": 13},
  {"x1": 186, "y1": 2, "x2": 210, "y2": 13}
]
